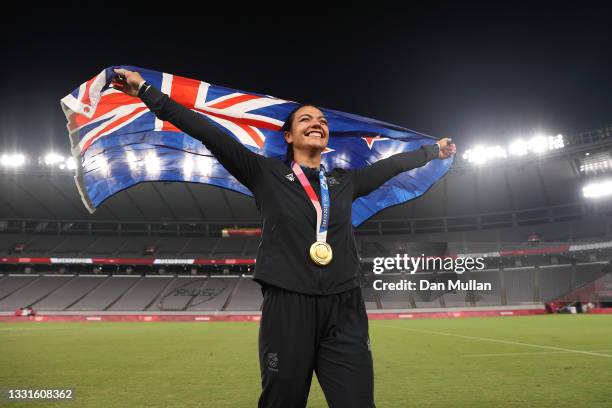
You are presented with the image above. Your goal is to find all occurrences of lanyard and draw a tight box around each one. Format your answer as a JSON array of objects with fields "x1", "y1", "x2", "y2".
[{"x1": 291, "y1": 161, "x2": 330, "y2": 243}]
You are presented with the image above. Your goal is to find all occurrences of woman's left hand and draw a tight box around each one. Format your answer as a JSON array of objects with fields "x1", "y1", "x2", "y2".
[
  {"x1": 111, "y1": 68, "x2": 145, "y2": 97},
  {"x1": 436, "y1": 138, "x2": 456, "y2": 159}
]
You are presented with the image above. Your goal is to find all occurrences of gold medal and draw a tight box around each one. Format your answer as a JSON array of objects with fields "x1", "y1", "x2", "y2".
[{"x1": 309, "y1": 241, "x2": 333, "y2": 266}]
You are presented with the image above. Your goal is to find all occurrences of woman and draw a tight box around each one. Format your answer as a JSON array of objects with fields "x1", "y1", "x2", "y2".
[{"x1": 112, "y1": 68, "x2": 456, "y2": 408}]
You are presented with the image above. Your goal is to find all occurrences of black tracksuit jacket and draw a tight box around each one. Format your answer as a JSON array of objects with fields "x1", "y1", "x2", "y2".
[{"x1": 140, "y1": 85, "x2": 439, "y2": 295}]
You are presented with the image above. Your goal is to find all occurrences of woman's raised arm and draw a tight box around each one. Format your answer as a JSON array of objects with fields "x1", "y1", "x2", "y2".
[
  {"x1": 350, "y1": 138, "x2": 455, "y2": 199},
  {"x1": 112, "y1": 68, "x2": 263, "y2": 191}
]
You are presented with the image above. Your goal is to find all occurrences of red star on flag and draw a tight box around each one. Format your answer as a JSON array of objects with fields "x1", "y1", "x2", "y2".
[
  {"x1": 322, "y1": 147, "x2": 335, "y2": 154},
  {"x1": 362, "y1": 135, "x2": 388, "y2": 149}
]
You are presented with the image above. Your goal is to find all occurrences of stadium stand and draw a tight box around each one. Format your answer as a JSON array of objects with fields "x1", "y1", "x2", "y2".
[
  {"x1": 189, "y1": 277, "x2": 238, "y2": 311},
  {"x1": 537, "y1": 265, "x2": 573, "y2": 302},
  {"x1": 0, "y1": 275, "x2": 39, "y2": 300},
  {"x1": 376, "y1": 274, "x2": 415, "y2": 309},
  {"x1": 180, "y1": 237, "x2": 227, "y2": 258},
  {"x1": 0, "y1": 275, "x2": 73, "y2": 311},
  {"x1": 469, "y1": 270, "x2": 502, "y2": 306},
  {"x1": 149, "y1": 276, "x2": 207, "y2": 311},
  {"x1": 86, "y1": 236, "x2": 128, "y2": 256},
  {"x1": 107, "y1": 276, "x2": 174, "y2": 311},
  {"x1": 50, "y1": 236, "x2": 99, "y2": 256},
  {"x1": 0, "y1": 262, "x2": 609, "y2": 312},
  {"x1": 68, "y1": 276, "x2": 141, "y2": 311},
  {"x1": 224, "y1": 277, "x2": 262, "y2": 311},
  {"x1": 412, "y1": 274, "x2": 445, "y2": 308},
  {"x1": 503, "y1": 267, "x2": 537, "y2": 304},
  {"x1": 34, "y1": 275, "x2": 108, "y2": 310}
]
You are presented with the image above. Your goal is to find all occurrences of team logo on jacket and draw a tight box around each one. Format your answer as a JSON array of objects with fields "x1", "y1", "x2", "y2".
[
  {"x1": 285, "y1": 173, "x2": 295, "y2": 182},
  {"x1": 327, "y1": 177, "x2": 340, "y2": 186},
  {"x1": 267, "y1": 353, "x2": 279, "y2": 372}
]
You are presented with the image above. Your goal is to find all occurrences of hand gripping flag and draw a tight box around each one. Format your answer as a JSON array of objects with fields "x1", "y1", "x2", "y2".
[{"x1": 61, "y1": 66, "x2": 453, "y2": 226}]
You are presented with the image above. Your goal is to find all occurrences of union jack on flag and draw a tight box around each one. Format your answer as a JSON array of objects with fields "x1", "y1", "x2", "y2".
[{"x1": 61, "y1": 66, "x2": 453, "y2": 226}]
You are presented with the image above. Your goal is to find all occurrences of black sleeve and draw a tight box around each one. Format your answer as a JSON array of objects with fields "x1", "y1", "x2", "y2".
[
  {"x1": 139, "y1": 84, "x2": 263, "y2": 191},
  {"x1": 350, "y1": 143, "x2": 439, "y2": 199}
]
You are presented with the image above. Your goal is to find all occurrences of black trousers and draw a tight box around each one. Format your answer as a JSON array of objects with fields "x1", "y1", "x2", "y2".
[{"x1": 258, "y1": 285, "x2": 376, "y2": 408}]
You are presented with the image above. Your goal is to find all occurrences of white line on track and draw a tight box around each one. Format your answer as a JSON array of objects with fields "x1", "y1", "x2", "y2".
[
  {"x1": 0, "y1": 327, "x2": 69, "y2": 331},
  {"x1": 463, "y1": 350, "x2": 612, "y2": 357},
  {"x1": 379, "y1": 325, "x2": 612, "y2": 358}
]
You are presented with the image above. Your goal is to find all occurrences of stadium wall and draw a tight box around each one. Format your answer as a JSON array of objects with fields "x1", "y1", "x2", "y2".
[{"x1": 0, "y1": 305, "x2": 550, "y2": 322}]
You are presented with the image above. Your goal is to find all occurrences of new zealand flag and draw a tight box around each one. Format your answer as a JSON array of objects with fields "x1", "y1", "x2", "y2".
[{"x1": 61, "y1": 66, "x2": 453, "y2": 226}]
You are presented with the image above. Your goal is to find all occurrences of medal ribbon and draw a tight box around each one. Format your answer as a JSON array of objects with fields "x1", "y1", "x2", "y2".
[{"x1": 291, "y1": 161, "x2": 330, "y2": 243}]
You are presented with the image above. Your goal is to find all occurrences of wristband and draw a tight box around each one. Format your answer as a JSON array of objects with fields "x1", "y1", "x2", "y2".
[{"x1": 138, "y1": 81, "x2": 151, "y2": 96}]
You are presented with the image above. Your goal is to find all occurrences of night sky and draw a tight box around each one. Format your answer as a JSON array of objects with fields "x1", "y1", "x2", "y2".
[{"x1": 1, "y1": 5, "x2": 611, "y2": 157}]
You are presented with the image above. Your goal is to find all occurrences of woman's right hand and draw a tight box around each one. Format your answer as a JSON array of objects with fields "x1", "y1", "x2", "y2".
[
  {"x1": 111, "y1": 68, "x2": 145, "y2": 97},
  {"x1": 436, "y1": 138, "x2": 456, "y2": 160}
]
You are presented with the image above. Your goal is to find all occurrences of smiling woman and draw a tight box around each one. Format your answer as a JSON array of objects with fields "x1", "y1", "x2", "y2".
[
  {"x1": 111, "y1": 67, "x2": 455, "y2": 408},
  {"x1": 281, "y1": 104, "x2": 329, "y2": 166}
]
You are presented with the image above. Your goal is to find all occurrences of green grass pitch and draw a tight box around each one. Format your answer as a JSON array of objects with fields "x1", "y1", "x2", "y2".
[{"x1": 1, "y1": 315, "x2": 611, "y2": 407}]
